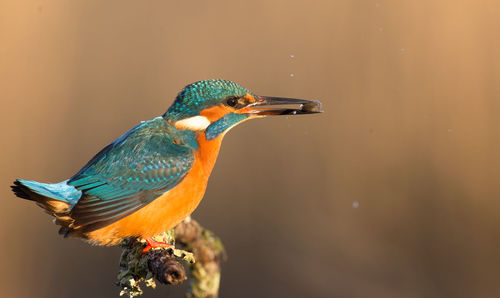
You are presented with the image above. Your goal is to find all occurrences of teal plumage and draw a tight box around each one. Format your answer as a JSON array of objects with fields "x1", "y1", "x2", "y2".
[{"x1": 67, "y1": 117, "x2": 196, "y2": 232}]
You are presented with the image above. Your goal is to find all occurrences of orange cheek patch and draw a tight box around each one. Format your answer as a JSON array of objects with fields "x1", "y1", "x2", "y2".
[
  {"x1": 200, "y1": 105, "x2": 235, "y2": 122},
  {"x1": 244, "y1": 93, "x2": 256, "y2": 103}
]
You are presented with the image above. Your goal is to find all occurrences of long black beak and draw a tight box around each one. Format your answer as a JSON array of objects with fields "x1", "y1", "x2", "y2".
[{"x1": 246, "y1": 96, "x2": 323, "y2": 116}]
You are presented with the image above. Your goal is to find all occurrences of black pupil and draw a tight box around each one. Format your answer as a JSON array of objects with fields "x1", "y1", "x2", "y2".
[{"x1": 227, "y1": 97, "x2": 238, "y2": 107}]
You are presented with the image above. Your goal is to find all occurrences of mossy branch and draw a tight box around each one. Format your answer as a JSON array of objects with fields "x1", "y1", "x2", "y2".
[{"x1": 117, "y1": 218, "x2": 225, "y2": 298}]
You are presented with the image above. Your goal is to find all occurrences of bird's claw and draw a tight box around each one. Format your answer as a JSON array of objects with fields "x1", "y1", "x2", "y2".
[{"x1": 141, "y1": 237, "x2": 171, "y2": 254}]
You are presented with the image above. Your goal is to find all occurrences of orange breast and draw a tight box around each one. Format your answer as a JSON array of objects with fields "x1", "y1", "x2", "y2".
[{"x1": 85, "y1": 132, "x2": 223, "y2": 245}]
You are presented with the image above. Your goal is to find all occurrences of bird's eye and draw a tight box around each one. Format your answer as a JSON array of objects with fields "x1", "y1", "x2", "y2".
[{"x1": 226, "y1": 97, "x2": 238, "y2": 107}]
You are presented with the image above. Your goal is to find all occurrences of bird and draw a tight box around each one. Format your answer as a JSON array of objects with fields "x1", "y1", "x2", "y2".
[{"x1": 11, "y1": 79, "x2": 321, "y2": 251}]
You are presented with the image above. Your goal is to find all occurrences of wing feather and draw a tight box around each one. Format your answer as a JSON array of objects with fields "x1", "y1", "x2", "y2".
[{"x1": 67, "y1": 118, "x2": 195, "y2": 232}]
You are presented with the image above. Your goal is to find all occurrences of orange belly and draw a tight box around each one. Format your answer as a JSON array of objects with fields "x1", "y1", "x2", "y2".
[{"x1": 85, "y1": 132, "x2": 222, "y2": 245}]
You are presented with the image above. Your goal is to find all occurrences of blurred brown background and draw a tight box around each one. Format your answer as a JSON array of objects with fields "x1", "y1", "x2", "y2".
[{"x1": 1, "y1": 0, "x2": 499, "y2": 297}]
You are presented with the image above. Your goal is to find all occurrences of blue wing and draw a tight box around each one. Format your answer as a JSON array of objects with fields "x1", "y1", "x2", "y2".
[{"x1": 67, "y1": 117, "x2": 195, "y2": 232}]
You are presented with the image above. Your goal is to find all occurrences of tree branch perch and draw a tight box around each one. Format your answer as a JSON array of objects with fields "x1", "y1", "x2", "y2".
[{"x1": 117, "y1": 218, "x2": 225, "y2": 298}]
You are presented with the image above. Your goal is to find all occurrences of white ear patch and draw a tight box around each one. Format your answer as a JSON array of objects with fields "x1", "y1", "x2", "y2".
[{"x1": 174, "y1": 116, "x2": 211, "y2": 131}]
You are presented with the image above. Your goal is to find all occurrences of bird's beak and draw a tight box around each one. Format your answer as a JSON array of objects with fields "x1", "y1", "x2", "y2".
[{"x1": 240, "y1": 96, "x2": 323, "y2": 116}]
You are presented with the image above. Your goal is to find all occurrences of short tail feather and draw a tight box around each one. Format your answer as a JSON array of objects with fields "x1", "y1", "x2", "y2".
[{"x1": 11, "y1": 179, "x2": 83, "y2": 235}]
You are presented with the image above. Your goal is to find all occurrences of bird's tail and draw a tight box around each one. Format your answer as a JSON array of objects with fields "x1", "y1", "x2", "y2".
[{"x1": 11, "y1": 179, "x2": 82, "y2": 217}]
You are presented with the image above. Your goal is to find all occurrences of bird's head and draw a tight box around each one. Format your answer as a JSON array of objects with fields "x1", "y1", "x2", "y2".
[{"x1": 163, "y1": 79, "x2": 321, "y2": 140}]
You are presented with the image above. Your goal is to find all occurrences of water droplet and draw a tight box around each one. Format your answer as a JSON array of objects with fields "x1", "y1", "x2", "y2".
[
  {"x1": 290, "y1": 73, "x2": 295, "y2": 77},
  {"x1": 352, "y1": 201, "x2": 359, "y2": 208}
]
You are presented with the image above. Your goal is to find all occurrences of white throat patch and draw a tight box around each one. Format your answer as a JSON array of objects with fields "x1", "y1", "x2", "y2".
[{"x1": 174, "y1": 116, "x2": 211, "y2": 131}]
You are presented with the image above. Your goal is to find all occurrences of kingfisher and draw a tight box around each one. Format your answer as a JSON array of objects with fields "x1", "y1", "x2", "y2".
[{"x1": 11, "y1": 79, "x2": 321, "y2": 251}]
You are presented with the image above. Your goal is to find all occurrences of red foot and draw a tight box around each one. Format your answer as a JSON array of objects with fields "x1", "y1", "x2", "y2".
[{"x1": 142, "y1": 237, "x2": 171, "y2": 254}]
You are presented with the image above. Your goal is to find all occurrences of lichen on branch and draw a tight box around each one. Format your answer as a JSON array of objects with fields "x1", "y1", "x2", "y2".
[{"x1": 117, "y1": 218, "x2": 225, "y2": 298}]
